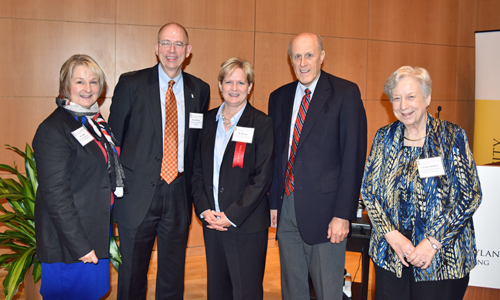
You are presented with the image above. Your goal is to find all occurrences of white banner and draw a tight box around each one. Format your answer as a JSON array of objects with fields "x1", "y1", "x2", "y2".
[
  {"x1": 475, "y1": 31, "x2": 500, "y2": 100},
  {"x1": 469, "y1": 166, "x2": 500, "y2": 289},
  {"x1": 474, "y1": 30, "x2": 500, "y2": 165}
]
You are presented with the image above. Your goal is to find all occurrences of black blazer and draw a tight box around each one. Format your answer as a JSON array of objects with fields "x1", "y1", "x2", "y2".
[
  {"x1": 192, "y1": 103, "x2": 274, "y2": 233},
  {"x1": 268, "y1": 71, "x2": 367, "y2": 245},
  {"x1": 108, "y1": 65, "x2": 210, "y2": 229},
  {"x1": 33, "y1": 107, "x2": 112, "y2": 264}
]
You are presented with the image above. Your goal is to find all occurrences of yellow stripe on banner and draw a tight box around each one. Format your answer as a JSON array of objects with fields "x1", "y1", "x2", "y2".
[{"x1": 474, "y1": 99, "x2": 500, "y2": 165}]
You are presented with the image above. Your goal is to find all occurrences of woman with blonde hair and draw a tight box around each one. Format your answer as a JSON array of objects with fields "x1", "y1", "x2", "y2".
[
  {"x1": 33, "y1": 54, "x2": 124, "y2": 299},
  {"x1": 192, "y1": 57, "x2": 274, "y2": 299}
]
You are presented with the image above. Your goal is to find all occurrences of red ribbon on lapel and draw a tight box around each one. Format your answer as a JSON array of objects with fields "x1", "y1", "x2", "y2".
[{"x1": 232, "y1": 142, "x2": 246, "y2": 169}]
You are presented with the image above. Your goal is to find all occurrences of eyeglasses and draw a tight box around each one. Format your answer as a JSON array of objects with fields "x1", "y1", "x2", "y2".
[{"x1": 158, "y1": 40, "x2": 188, "y2": 49}]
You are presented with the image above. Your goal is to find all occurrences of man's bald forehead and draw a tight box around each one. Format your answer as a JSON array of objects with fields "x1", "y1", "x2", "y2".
[
  {"x1": 157, "y1": 22, "x2": 189, "y2": 43},
  {"x1": 288, "y1": 33, "x2": 323, "y2": 57}
]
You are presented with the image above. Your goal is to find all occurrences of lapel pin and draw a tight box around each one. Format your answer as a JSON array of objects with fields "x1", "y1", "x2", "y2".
[{"x1": 191, "y1": 94, "x2": 194, "y2": 98}]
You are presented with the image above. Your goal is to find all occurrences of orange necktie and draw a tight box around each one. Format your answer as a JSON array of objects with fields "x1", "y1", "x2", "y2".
[{"x1": 160, "y1": 80, "x2": 178, "y2": 184}]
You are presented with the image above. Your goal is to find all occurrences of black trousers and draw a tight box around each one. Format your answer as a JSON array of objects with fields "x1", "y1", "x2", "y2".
[
  {"x1": 117, "y1": 176, "x2": 189, "y2": 300},
  {"x1": 374, "y1": 263, "x2": 469, "y2": 300},
  {"x1": 203, "y1": 227, "x2": 268, "y2": 300}
]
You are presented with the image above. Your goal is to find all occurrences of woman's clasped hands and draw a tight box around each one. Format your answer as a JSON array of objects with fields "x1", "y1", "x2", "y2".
[{"x1": 202, "y1": 210, "x2": 231, "y2": 231}]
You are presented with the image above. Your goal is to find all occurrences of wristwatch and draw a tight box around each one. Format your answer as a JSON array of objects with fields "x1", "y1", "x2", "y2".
[{"x1": 426, "y1": 236, "x2": 439, "y2": 250}]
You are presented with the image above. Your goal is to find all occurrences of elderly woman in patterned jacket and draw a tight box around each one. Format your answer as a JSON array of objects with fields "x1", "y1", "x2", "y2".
[{"x1": 361, "y1": 66, "x2": 481, "y2": 300}]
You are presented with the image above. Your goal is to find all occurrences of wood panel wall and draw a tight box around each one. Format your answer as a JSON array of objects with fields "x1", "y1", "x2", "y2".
[
  {"x1": 2, "y1": 0, "x2": 499, "y2": 167},
  {"x1": 1, "y1": 2, "x2": 500, "y2": 297}
]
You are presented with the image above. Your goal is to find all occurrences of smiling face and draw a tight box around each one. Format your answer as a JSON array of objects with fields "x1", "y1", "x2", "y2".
[
  {"x1": 68, "y1": 65, "x2": 100, "y2": 109},
  {"x1": 155, "y1": 24, "x2": 192, "y2": 78},
  {"x1": 218, "y1": 67, "x2": 252, "y2": 111},
  {"x1": 391, "y1": 76, "x2": 431, "y2": 131},
  {"x1": 290, "y1": 33, "x2": 325, "y2": 87}
]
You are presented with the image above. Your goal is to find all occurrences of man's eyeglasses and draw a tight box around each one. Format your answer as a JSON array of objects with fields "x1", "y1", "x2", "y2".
[{"x1": 158, "y1": 40, "x2": 187, "y2": 49}]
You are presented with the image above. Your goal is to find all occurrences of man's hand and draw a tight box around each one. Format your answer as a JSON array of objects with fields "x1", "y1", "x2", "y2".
[
  {"x1": 327, "y1": 217, "x2": 349, "y2": 243},
  {"x1": 270, "y1": 209, "x2": 278, "y2": 228}
]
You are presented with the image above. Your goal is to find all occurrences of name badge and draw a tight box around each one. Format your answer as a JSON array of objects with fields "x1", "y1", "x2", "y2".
[
  {"x1": 114, "y1": 187, "x2": 124, "y2": 198},
  {"x1": 71, "y1": 126, "x2": 94, "y2": 147},
  {"x1": 417, "y1": 156, "x2": 446, "y2": 178},
  {"x1": 232, "y1": 126, "x2": 254, "y2": 144},
  {"x1": 189, "y1": 113, "x2": 203, "y2": 129}
]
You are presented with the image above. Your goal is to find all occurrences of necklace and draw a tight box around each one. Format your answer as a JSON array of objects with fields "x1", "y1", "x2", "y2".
[
  {"x1": 221, "y1": 113, "x2": 231, "y2": 128},
  {"x1": 404, "y1": 135, "x2": 426, "y2": 142}
]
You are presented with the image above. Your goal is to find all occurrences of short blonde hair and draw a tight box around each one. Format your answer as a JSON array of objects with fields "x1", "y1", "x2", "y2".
[
  {"x1": 59, "y1": 54, "x2": 106, "y2": 98},
  {"x1": 218, "y1": 57, "x2": 254, "y2": 85},
  {"x1": 383, "y1": 66, "x2": 432, "y2": 101}
]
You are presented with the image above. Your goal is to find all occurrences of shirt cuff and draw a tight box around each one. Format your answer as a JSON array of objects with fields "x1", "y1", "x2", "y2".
[
  {"x1": 226, "y1": 217, "x2": 237, "y2": 227},
  {"x1": 200, "y1": 209, "x2": 210, "y2": 219}
]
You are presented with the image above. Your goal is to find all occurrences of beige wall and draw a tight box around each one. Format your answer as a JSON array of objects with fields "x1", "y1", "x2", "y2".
[{"x1": 1, "y1": 0, "x2": 500, "y2": 250}]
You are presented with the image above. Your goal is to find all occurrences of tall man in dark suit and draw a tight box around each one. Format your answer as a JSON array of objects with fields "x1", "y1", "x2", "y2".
[
  {"x1": 108, "y1": 22, "x2": 210, "y2": 299},
  {"x1": 268, "y1": 33, "x2": 367, "y2": 300}
]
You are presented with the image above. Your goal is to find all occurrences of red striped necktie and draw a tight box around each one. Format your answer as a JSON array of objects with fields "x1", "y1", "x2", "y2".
[{"x1": 284, "y1": 88, "x2": 311, "y2": 196}]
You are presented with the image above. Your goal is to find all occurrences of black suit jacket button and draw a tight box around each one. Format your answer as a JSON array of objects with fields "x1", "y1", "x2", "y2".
[
  {"x1": 151, "y1": 182, "x2": 155, "y2": 186},
  {"x1": 155, "y1": 156, "x2": 161, "y2": 161},
  {"x1": 220, "y1": 188, "x2": 224, "y2": 193}
]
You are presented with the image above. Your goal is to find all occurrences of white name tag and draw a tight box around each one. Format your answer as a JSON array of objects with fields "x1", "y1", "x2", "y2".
[
  {"x1": 417, "y1": 156, "x2": 446, "y2": 178},
  {"x1": 189, "y1": 113, "x2": 203, "y2": 129},
  {"x1": 114, "y1": 187, "x2": 124, "y2": 198},
  {"x1": 71, "y1": 126, "x2": 94, "y2": 147},
  {"x1": 232, "y1": 126, "x2": 254, "y2": 144}
]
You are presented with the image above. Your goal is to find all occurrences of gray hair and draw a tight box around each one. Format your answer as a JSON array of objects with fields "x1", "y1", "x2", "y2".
[{"x1": 383, "y1": 66, "x2": 432, "y2": 101}]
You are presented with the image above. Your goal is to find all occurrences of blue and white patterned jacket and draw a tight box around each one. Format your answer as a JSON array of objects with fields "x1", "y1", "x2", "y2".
[{"x1": 361, "y1": 114, "x2": 482, "y2": 281}]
